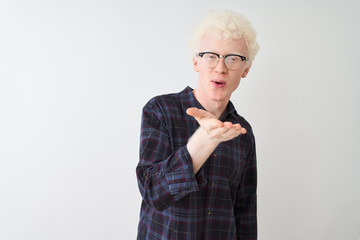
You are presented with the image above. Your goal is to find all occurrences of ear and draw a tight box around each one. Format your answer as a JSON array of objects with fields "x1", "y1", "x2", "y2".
[
  {"x1": 241, "y1": 62, "x2": 252, "y2": 78},
  {"x1": 193, "y1": 57, "x2": 199, "y2": 72}
]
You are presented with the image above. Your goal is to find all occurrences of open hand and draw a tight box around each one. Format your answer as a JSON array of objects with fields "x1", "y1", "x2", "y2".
[{"x1": 186, "y1": 107, "x2": 246, "y2": 143}]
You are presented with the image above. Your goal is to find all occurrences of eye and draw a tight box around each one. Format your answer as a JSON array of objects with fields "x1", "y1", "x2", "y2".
[
  {"x1": 204, "y1": 53, "x2": 218, "y2": 60},
  {"x1": 227, "y1": 56, "x2": 241, "y2": 62}
]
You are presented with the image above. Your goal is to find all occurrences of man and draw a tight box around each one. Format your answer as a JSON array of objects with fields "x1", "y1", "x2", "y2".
[{"x1": 136, "y1": 10, "x2": 259, "y2": 239}]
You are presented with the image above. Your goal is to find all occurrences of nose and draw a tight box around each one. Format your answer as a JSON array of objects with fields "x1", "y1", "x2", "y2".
[{"x1": 214, "y1": 57, "x2": 228, "y2": 73}]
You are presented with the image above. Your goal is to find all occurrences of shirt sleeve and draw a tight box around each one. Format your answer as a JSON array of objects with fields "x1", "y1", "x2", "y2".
[
  {"x1": 136, "y1": 102, "x2": 204, "y2": 211},
  {"x1": 235, "y1": 138, "x2": 257, "y2": 239}
]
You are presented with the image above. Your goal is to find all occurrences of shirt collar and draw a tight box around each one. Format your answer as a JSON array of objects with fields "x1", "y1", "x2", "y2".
[
  {"x1": 180, "y1": 86, "x2": 203, "y2": 111},
  {"x1": 180, "y1": 86, "x2": 238, "y2": 120},
  {"x1": 221, "y1": 100, "x2": 238, "y2": 121}
]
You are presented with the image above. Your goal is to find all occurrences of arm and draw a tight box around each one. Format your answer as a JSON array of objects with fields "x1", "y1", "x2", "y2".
[
  {"x1": 235, "y1": 140, "x2": 257, "y2": 239},
  {"x1": 136, "y1": 104, "x2": 201, "y2": 211},
  {"x1": 136, "y1": 105, "x2": 248, "y2": 212},
  {"x1": 186, "y1": 107, "x2": 247, "y2": 174}
]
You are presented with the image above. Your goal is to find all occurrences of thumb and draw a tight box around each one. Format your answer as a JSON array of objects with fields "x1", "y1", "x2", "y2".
[{"x1": 186, "y1": 107, "x2": 203, "y2": 119}]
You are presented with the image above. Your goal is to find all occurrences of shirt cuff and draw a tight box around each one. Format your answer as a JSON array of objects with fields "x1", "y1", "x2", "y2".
[{"x1": 164, "y1": 146, "x2": 207, "y2": 200}]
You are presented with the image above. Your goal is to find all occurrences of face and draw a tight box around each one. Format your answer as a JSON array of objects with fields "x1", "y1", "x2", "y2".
[{"x1": 193, "y1": 34, "x2": 251, "y2": 104}]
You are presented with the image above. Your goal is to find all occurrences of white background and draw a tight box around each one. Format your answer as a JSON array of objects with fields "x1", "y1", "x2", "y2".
[{"x1": 1, "y1": 0, "x2": 359, "y2": 239}]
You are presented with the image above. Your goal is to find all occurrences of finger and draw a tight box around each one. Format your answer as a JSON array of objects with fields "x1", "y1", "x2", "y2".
[
  {"x1": 186, "y1": 107, "x2": 200, "y2": 117},
  {"x1": 209, "y1": 124, "x2": 247, "y2": 142},
  {"x1": 186, "y1": 108, "x2": 207, "y2": 120},
  {"x1": 186, "y1": 107, "x2": 198, "y2": 116},
  {"x1": 233, "y1": 123, "x2": 241, "y2": 130},
  {"x1": 222, "y1": 127, "x2": 240, "y2": 138},
  {"x1": 240, "y1": 127, "x2": 247, "y2": 134},
  {"x1": 232, "y1": 124, "x2": 247, "y2": 134},
  {"x1": 203, "y1": 119, "x2": 223, "y2": 131},
  {"x1": 217, "y1": 121, "x2": 224, "y2": 128},
  {"x1": 209, "y1": 127, "x2": 227, "y2": 138},
  {"x1": 223, "y1": 121, "x2": 233, "y2": 128}
]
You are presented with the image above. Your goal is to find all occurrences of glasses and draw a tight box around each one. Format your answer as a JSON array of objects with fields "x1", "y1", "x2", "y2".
[{"x1": 196, "y1": 52, "x2": 248, "y2": 70}]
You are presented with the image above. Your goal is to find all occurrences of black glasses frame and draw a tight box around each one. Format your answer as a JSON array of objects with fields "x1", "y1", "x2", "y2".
[{"x1": 197, "y1": 52, "x2": 248, "y2": 62}]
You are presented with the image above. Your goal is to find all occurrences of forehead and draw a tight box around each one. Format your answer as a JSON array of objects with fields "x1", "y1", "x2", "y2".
[{"x1": 198, "y1": 34, "x2": 248, "y2": 56}]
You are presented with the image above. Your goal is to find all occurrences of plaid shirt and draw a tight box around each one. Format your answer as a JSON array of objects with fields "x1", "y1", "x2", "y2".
[{"x1": 136, "y1": 87, "x2": 257, "y2": 239}]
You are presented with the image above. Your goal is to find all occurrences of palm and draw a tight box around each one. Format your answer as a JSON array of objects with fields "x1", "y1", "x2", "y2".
[
  {"x1": 186, "y1": 108, "x2": 223, "y2": 131},
  {"x1": 186, "y1": 107, "x2": 246, "y2": 141}
]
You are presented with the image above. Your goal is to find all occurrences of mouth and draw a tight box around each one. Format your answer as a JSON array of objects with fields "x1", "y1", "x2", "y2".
[{"x1": 212, "y1": 80, "x2": 226, "y2": 87}]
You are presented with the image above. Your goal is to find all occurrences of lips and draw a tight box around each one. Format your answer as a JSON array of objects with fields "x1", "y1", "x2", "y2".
[{"x1": 211, "y1": 79, "x2": 226, "y2": 88}]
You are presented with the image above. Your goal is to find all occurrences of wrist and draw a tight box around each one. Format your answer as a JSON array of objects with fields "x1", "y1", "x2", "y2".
[
  {"x1": 188, "y1": 127, "x2": 219, "y2": 151},
  {"x1": 187, "y1": 127, "x2": 219, "y2": 174}
]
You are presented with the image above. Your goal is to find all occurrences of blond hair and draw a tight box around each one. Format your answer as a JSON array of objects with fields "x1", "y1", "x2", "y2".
[{"x1": 189, "y1": 10, "x2": 260, "y2": 61}]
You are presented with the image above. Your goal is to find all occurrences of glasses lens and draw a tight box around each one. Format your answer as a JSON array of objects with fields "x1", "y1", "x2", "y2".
[
  {"x1": 202, "y1": 53, "x2": 218, "y2": 68},
  {"x1": 225, "y1": 55, "x2": 242, "y2": 70},
  {"x1": 200, "y1": 53, "x2": 245, "y2": 70}
]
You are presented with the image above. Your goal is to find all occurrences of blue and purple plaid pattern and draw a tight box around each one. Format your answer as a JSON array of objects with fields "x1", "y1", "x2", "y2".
[{"x1": 136, "y1": 87, "x2": 257, "y2": 239}]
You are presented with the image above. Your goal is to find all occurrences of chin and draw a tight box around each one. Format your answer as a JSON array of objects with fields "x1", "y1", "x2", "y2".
[
  {"x1": 210, "y1": 95, "x2": 228, "y2": 102},
  {"x1": 209, "y1": 90, "x2": 231, "y2": 100}
]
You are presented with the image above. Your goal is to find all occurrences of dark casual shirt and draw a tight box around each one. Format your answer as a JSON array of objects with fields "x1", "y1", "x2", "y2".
[{"x1": 136, "y1": 86, "x2": 257, "y2": 239}]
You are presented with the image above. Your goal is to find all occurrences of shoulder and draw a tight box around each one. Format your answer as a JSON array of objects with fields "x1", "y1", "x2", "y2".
[
  {"x1": 238, "y1": 115, "x2": 253, "y2": 135},
  {"x1": 239, "y1": 115, "x2": 256, "y2": 147},
  {"x1": 229, "y1": 106, "x2": 256, "y2": 144},
  {"x1": 227, "y1": 101, "x2": 254, "y2": 135},
  {"x1": 143, "y1": 90, "x2": 182, "y2": 113},
  {"x1": 145, "y1": 91, "x2": 181, "y2": 107},
  {"x1": 142, "y1": 87, "x2": 190, "y2": 120}
]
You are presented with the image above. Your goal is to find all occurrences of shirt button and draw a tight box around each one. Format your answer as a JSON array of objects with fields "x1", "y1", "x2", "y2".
[
  {"x1": 213, "y1": 153, "x2": 217, "y2": 157},
  {"x1": 211, "y1": 182, "x2": 215, "y2": 187},
  {"x1": 208, "y1": 211, "x2": 211, "y2": 215}
]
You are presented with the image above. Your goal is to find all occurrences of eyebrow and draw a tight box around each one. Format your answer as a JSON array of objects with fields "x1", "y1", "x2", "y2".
[
  {"x1": 198, "y1": 52, "x2": 248, "y2": 61},
  {"x1": 199, "y1": 50, "x2": 246, "y2": 55}
]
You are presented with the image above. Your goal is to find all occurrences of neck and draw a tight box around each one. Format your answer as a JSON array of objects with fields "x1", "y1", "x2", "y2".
[{"x1": 193, "y1": 89, "x2": 229, "y2": 119}]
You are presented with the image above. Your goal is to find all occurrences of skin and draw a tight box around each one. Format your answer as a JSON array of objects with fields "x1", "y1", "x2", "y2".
[
  {"x1": 186, "y1": 34, "x2": 251, "y2": 174},
  {"x1": 191, "y1": 34, "x2": 251, "y2": 118}
]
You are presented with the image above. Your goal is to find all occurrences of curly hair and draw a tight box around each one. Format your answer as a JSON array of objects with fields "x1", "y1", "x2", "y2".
[{"x1": 189, "y1": 10, "x2": 260, "y2": 62}]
